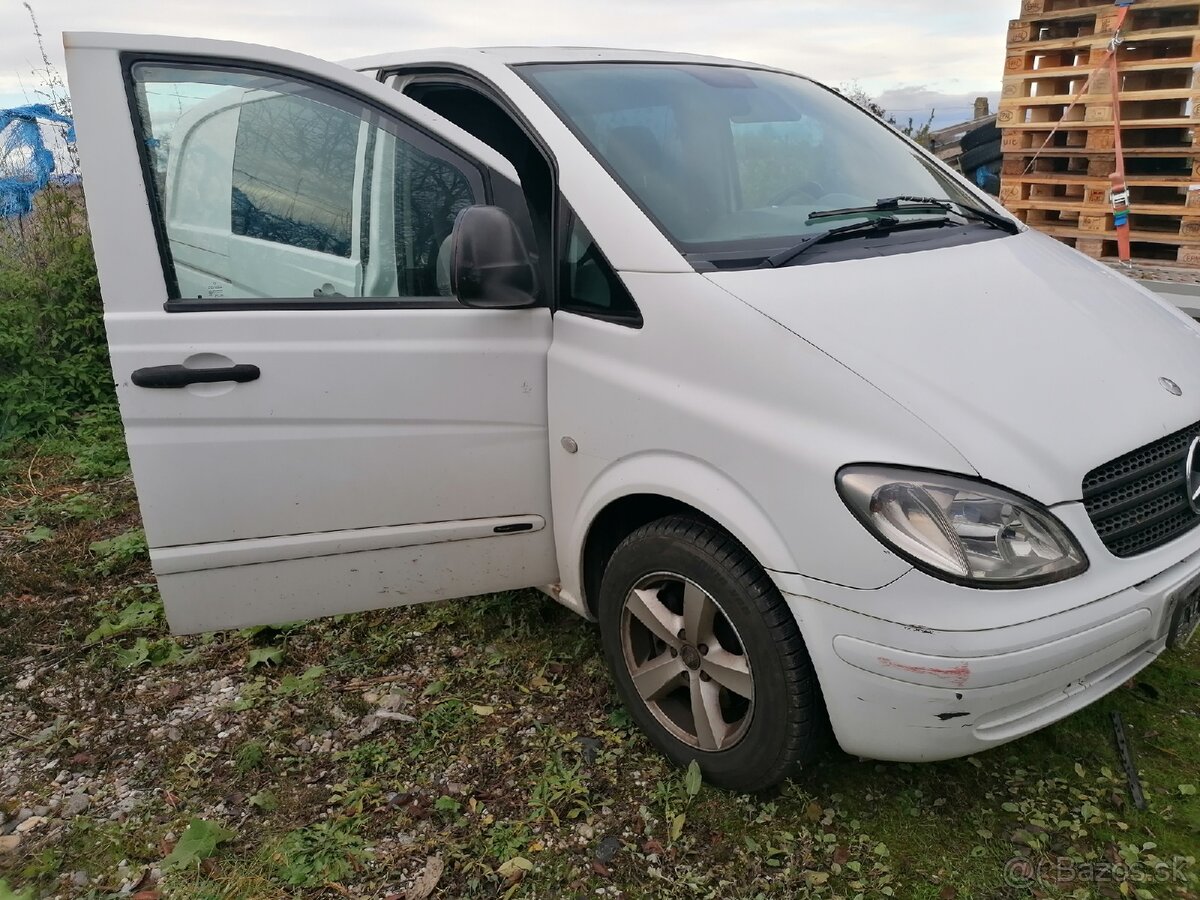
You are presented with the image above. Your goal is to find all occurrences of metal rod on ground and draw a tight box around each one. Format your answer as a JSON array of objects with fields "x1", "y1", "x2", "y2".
[{"x1": 1110, "y1": 710, "x2": 1147, "y2": 811}]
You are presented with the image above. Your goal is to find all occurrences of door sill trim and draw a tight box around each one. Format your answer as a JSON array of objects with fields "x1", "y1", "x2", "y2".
[{"x1": 151, "y1": 515, "x2": 545, "y2": 574}]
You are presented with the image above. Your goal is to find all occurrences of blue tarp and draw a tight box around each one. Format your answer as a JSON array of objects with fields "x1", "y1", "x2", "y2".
[{"x1": 0, "y1": 104, "x2": 76, "y2": 218}]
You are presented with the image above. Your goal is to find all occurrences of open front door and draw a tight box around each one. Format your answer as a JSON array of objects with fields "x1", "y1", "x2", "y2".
[{"x1": 64, "y1": 33, "x2": 557, "y2": 633}]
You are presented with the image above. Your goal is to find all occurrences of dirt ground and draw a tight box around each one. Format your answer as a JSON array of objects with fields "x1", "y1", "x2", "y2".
[{"x1": 1, "y1": 426, "x2": 1198, "y2": 899}]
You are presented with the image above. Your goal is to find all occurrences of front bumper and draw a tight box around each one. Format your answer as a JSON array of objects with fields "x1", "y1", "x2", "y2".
[{"x1": 785, "y1": 546, "x2": 1200, "y2": 762}]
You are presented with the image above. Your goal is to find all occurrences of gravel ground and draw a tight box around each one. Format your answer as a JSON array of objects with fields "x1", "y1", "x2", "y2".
[{"x1": 2, "y1": 434, "x2": 1198, "y2": 899}]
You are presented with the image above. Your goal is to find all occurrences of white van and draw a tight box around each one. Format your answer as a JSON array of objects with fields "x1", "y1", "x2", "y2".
[{"x1": 65, "y1": 33, "x2": 1200, "y2": 792}]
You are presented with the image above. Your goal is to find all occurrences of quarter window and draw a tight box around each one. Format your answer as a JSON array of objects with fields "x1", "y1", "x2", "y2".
[
  {"x1": 560, "y1": 208, "x2": 641, "y2": 326},
  {"x1": 129, "y1": 62, "x2": 483, "y2": 305}
]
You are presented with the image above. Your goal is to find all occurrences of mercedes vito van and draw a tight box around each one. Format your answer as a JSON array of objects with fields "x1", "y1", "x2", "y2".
[{"x1": 65, "y1": 33, "x2": 1200, "y2": 791}]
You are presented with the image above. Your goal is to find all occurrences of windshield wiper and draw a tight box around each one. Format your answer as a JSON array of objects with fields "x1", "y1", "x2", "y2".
[
  {"x1": 883, "y1": 195, "x2": 1021, "y2": 234},
  {"x1": 759, "y1": 214, "x2": 954, "y2": 269},
  {"x1": 808, "y1": 196, "x2": 1020, "y2": 235}
]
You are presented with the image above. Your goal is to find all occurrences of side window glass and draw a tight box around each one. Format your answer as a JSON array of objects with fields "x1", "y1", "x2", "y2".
[
  {"x1": 394, "y1": 140, "x2": 476, "y2": 296},
  {"x1": 130, "y1": 63, "x2": 483, "y2": 305},
  {"x1": 231, "y1": 93, "x2": 359, "y2": 256},
  {"x1": 561, "y1": 210, "x2": 641, "y2": 326}
]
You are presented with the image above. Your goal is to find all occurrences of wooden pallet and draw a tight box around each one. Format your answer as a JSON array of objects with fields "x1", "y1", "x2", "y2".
[
  {"x1": 998, "y1": 0, "x2": 1200, "y2": 264},
  {"x1": 1024, "y1": 205, "x2": 1200, "y2": 235},
  {"x1": 1040, "y1": 232, "x2": 1200, "y2": 265},
  {"x1": 1003, "y1": 171, "x2": 1193, "y2": 203},
  {"x1": 1020, "y1": 0, "x2": 1192, "y2": 14}
]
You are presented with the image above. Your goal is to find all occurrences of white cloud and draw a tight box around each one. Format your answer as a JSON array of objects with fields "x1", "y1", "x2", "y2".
[{"x1": 1, "y1": 0, "x2": 1015, "y2": 109}]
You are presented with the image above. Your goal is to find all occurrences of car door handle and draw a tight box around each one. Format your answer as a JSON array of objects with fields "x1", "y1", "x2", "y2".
[{"x1": 131, "y1": 364, "x2": 261, "y2": 389}]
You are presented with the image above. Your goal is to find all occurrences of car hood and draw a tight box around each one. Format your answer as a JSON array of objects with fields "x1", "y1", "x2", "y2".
[{"x1": 705, "y1": 230, "x2": 1200, "y2": 505}]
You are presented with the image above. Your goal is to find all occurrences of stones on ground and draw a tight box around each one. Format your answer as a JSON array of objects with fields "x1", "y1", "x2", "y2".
[
  {"x1": 15, "y1": 815, "x2": 47, "y2": 833},
  {"x1": 595, "y1": 835, "x2": 622, "y2": 864},
  {"x1": 352, "y1": 715, "x2": 383, "y2": 741},
  {"x1": 15, "y1": 673, "x2": 34, "y2": 690},
  {"x1": 379, "y1": 692, "x2": 408, "y2": 712},
  {"x1": 0, "y1": 834, "x2": 21, "y2": 854},
  {"x1": 577, "y1": 735, "x2": 602, "y2": 764},
  {"x1": 405, "y1": 855, "x2": 444, "y2": 900},
  {"x1": 62, "y1": 791, "x2": 90, "y2": 818},
  {"x1": 375, "y1": 710, "x2": 416, "y2": 723},
  {"x1": 71, "y1": 870, "x2": 89, "y2": 886}
]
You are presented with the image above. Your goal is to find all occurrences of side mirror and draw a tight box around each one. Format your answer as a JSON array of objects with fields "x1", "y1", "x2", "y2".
[{"x1": 450, "y1": 205, "x2": 539, "y2": 309}]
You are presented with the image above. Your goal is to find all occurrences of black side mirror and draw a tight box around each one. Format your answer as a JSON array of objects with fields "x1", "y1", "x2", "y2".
[{"x1": 450, "y1": 205, "x2": 538, "y2": 309}]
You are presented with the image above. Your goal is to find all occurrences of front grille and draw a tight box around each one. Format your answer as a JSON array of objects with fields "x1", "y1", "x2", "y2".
[{"x1": 1083, "y1": 419, "x2": 1200, "y2": 558}]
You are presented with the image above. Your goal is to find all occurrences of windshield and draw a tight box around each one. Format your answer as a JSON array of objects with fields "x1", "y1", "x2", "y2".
[{"x1": 520, "y1": 63, "x2": 990, "y2": 259}]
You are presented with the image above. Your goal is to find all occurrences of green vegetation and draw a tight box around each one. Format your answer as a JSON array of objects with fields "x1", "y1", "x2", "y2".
[
  {"x1": 0, "y1": 187, "x2": 113, "y2": 442},
  {"x1": 162, "y1": 819, "x2": 237, "y2": 872},
  {"x1": 0, "y1": 426, "x2": 1197, "y2": 898}
]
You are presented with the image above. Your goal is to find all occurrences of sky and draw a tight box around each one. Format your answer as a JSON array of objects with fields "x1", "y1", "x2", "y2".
[{"x1": 1, "y1": 0, "x2": 1013, "y2": 128}]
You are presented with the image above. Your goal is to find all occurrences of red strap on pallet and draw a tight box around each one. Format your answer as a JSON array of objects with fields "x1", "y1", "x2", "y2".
[{"x1": 1108, "y1": 3, "x2": 1133, "y2": 264}]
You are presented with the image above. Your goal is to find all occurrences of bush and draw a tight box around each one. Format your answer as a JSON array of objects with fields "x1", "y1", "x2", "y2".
[{"x1": 0, "y1": 185, "x2": 114, "y2": 441}]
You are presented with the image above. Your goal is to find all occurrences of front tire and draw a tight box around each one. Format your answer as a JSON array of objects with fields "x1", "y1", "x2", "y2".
[{"x1": 597, "y1": 515, "x2": 827, "y2": 792}]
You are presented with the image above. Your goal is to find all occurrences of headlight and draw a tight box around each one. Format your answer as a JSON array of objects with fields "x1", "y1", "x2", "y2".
[{"x1": 836, "y1": 466, "x2": 1087, "y2": 587}]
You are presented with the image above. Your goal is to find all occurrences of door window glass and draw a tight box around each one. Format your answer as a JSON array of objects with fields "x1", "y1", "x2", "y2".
[
  {"x1": 129, "y1": 63, "x2": 483, "y2": 304},
  {"x1": 231, "y1": 93, "x2": 359, "y2": 257}
]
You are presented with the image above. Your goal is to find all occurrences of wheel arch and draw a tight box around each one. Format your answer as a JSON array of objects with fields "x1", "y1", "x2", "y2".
[{"x1": 570, "y1": 453, "x2": 802, "y2": 618}]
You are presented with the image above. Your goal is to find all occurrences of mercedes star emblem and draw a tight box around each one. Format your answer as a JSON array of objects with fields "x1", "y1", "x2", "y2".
[
  {"x1": 1161, "y1": 377, "x2": 1183, "y2": 396},
  {"x1": 1186, "y1": 437, "x2": 1200, "y2": 515}
]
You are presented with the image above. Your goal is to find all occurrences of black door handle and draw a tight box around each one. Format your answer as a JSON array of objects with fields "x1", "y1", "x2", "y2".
[{"x1": 131, "y1": 364, "x2": 260, "y2": 389}]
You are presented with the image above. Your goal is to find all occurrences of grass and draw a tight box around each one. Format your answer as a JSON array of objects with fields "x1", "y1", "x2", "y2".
[{"x1": 0, "y1": 419, "x2": 1197, "y2": 899}]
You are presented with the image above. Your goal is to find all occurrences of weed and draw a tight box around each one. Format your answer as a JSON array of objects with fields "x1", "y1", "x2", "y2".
[
  {"x1": 328, "y1": 779, "x2": 384, "y2": 815},
  {"x1": 229, "y1": 676, "x2": 268, "y2": 712},
  {"x1": 84, "y1": 590, "x2": 162, "y2": 645},
  {"x1": 19, "y1": 525, "x2": 52, "y2": 543},
  {"x1": 113, "y1": 636, "x2": 184, "y2": 668},
  {"x1": 246, "y1": 646, "x2": 284, "y2": 669},
  {"x1": 248, "y1": 790, "x2": 279, "y2": 813},
  {"x1": 0, "y1": 878, "x2": 34, "y2": 899},
  {"x1": 61, "y1": 408, "x2": 129, "y2": 479},
  {"x1": 528, "y1": 750, "x2": 591, "y2": 825},
  {"x1": 163, "y1": 818, "x2": 237, "y2": 872},
  {"x1": 88, "y1": 527, "x2": 147, "y2": 575},
  {"x1": 650, "y1": 759, "x2": 704, "y2": 842},
  {"x1": 336, "y1": 740, "x2": 400, "y2": 780},
  {"x1": 485, "y1": 821, "x2": 532, "y2": 863},
  {"x1": 235, "y1": 741, "x2": 267, "y2": 774},
  {"x1": 271, "y1": 819, "x2": 369, "y2": 888},
  {"x1": 408, "y1": 700, "x2": 474, "y2": 758},
  {"x1": 43, "y1": 490, "x2": 108, "y2": 522},
  {"x1": 275, "y1": 665, "x2": 325, "y2": 697}
]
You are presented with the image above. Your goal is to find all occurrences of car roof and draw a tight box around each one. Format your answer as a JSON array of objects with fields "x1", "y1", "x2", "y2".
[{"x1": 342, "y1": 45, "x2": 784, "y2": 73}]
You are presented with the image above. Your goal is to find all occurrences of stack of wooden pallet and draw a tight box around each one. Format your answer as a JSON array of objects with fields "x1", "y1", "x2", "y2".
[{"x1": 998, "y1": 0, "x2": 1200, "y2": 266}]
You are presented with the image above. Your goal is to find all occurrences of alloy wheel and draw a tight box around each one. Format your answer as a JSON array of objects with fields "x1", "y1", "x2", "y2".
[{"x1": 619, "y1": 572, "x2": 754, "y2": 751}]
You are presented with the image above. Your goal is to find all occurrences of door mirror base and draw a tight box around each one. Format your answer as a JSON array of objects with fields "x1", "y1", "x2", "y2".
[{"x1": 450, "y1": 205, "x2": 539, "y2": 309}]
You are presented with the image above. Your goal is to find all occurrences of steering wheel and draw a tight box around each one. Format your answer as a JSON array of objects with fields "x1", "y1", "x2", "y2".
[{"x1": 767, "y1": 180, "x2": 827, "y2": 207}]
